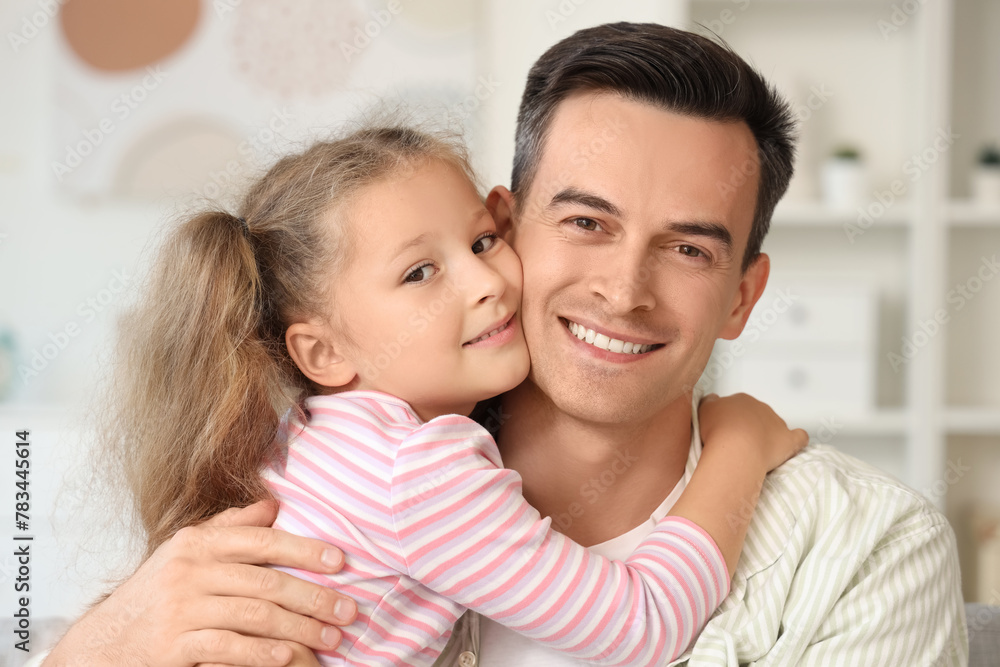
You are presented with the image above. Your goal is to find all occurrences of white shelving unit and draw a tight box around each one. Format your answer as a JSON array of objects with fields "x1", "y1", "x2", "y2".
[
  {"x1": 771, "y1": 199, "x2": 913, "y2": 228},
  {"x1": 683, "y1": 0, "x2": 1000, "y2": 602},
  {"x1": 948, "y1": 201, "x2": 1000, "y2": 227}
]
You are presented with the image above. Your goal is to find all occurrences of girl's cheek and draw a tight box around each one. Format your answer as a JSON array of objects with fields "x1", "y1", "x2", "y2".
[{"x1": 501, "y1": 246, "x2": 525, "y2": 288}]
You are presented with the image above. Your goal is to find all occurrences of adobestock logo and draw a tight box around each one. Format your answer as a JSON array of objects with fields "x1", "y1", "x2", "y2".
[
  {"x1": 887, "y1": 254, "x2": 999, "y2": 372},
  {"x1": 550, "y1": 450, "x2": 639, "y2": 533},
  {"x1": 845, "y1": 126, "x2": 958, "y2": 243},
  {"x1": 877, "y1": 0, "x2": 927, "y2": 39},
  {"x1": 7, "y1": 0, "x2": 66, "y2": 53},
  {"x1": 194, "y1": 107, "x2": 295, "y2": 200},
  {"x1": 51, "y1": 66, "x2": 170, "y2": 182},
  {"x1": 19, "y1": 269, "x2": 131, "y2": 384},
  {"x1": 700, "y1": 0, "x2": 751, "y2": 37},
  {"x1": 339, "y1": 0, "x2": 404, "y2": 62}
]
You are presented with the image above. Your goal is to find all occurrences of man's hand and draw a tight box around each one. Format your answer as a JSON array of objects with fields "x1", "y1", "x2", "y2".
[
  {"x1": 45, "y1": 500, "x2": 357, "y2": 667},
  {"x1": 198, "y1": 641, "x2": 323, "y2": 667}
]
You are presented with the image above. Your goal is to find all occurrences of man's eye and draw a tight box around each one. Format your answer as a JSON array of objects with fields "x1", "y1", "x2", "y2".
[
  {"x1": 403, "y1": 264, "x2": 435, "y2": 283},
  {"x1": 573, "y1": 218, "x2": 601, "y2": 232},
  {"x1": 677, "y1": 245, "x2": 703, "y2": 258},
  {"x1": 472, "y1": 233, "x2": 498, "y2": 254}
]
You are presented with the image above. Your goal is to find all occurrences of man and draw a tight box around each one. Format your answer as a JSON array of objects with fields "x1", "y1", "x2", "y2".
[{"x1": 44, "y1": 23, "x2": 966, "y2": 666}]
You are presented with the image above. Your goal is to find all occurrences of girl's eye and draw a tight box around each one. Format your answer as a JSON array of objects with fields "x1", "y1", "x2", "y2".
[
  {"x1": 573, "y1": 217, "x2": 602, "y2": 232},
  {"x1": 403, "y1": 263, "x2": 435, "y2": 284},
  {"x1": 472, "y1": 233, "x2": 498, "y2": 254},
  {"x1": 677, "y1": 245, "x2": 704, "y2": 258}
]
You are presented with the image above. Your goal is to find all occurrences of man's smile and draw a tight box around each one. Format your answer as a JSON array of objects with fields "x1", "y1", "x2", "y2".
[{"x1": 559, "y1": 317, "x2": 665, "y2": 357}]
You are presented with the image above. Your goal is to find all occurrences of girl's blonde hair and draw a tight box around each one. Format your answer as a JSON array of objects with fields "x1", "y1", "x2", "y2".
[{"x1": 106, "y1": 125, "x2": 476, "y2": 558}]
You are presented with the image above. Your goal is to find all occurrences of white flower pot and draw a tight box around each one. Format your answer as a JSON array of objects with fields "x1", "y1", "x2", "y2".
[
  {"x1": 821, "y1": 158, "x2": 867, "y2": 210},
  {"x1": 971, "y1": 167, "x2": 1000, "y2": 206}
]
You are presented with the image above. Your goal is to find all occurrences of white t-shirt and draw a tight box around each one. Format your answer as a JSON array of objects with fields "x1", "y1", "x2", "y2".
[{"x1": 478, "y1": 467, "x2": 691, "y2": 666}]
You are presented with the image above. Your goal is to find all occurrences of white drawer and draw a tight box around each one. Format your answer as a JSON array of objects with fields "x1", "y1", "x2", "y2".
[
  {"x1": 714, "y1": 350, "x2": 875, "y2": 418},
  {"x1": 739, "y1": 276, "x2": 877, "y2": 346}
]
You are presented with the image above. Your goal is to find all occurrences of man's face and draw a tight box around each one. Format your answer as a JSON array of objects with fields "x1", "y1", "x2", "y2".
[{"x1": 494, "y1": 92, "x2": 768, "y2": 425}]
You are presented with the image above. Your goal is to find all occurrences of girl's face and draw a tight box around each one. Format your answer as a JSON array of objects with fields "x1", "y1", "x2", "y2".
[{"x1": 326, "y1": 158, "x2": 529, "y2": 421}]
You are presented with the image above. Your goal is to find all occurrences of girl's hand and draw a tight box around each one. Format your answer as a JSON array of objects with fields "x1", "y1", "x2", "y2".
[
  {"x1": 698, "y1": 393, "x2": 809, "y2": 473},
  {"x1": 280, "y1": 642, "x2": 322, "y2": 667},
  {"x1": 670, "y1": 393, "x2": 808, "y2": 575}
]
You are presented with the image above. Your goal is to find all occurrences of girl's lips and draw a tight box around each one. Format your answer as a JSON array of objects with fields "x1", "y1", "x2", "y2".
[{"x1": 463, "y1": 313, "x2": 518, "y2": 348}]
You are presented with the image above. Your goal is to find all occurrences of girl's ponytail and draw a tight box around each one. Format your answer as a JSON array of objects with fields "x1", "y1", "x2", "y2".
[{"x1": 111, "y1": 210, "x2": 288, "y2": 557}]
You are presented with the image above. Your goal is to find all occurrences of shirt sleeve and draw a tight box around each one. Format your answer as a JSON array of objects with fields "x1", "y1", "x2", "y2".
[
  {"x1": 390, "y1": 414, "x2": 730, "y2": 665},
  {"x1": 793, "y1": 517, "x2": 968, "y2": 666}
]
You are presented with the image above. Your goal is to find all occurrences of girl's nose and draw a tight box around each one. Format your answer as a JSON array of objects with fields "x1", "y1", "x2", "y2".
[{"x1": 465, "y1": 256, "x2": 507, "y2": 306}]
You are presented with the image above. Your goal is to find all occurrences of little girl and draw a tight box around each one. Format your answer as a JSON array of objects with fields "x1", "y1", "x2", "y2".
[{"x1": 110, "y1": 126, "x2": 805, "y2": 666}]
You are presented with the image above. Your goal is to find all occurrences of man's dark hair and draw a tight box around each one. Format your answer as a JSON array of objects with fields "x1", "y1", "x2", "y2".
[{"x1": 512, "y1": 22, "x2": 797, "y2": 271}]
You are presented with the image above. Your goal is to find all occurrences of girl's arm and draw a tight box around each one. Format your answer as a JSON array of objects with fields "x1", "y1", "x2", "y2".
[
  {"x1": 390, "y1": 402, "x2": 806, "y2": 665},
  {"x1": 670, "y1": 392, "x2": 809, "y2": 576}
]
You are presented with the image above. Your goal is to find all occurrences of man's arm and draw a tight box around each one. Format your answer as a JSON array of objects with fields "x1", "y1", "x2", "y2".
[
  {"x1": 44, "y1": 501, "x2": 357, "y2": 667},
  {"x1": 684, "y1": 447, "x2": 969, "y2": 666},
  {"x1": 793, "y1": 516, "x2": 968, "y2": 666}
]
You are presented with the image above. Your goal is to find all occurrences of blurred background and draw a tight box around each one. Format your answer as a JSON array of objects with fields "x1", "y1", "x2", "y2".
[{"x1": 0, "y1": 0, "x2": 998, "y2": 661}]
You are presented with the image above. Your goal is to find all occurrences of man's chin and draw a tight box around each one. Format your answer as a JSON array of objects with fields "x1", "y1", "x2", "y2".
[{"x1": 532, "y1": 370, "x2": 684, "y2": 425}]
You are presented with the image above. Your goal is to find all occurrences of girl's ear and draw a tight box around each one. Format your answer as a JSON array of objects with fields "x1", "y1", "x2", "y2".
[
  {"x1": 486, "y1": 186, "x2": 516, "y2": 243},
  {"x1": 286, "y1": 321, "x2": 358, "y2": 388}
]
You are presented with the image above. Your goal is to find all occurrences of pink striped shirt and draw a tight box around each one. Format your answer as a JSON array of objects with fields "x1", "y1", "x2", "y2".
[{"x1": 265, "y1": 391, "x2": 729, "y2": 666}]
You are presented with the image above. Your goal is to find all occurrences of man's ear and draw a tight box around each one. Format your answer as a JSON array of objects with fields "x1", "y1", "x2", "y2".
[
  {"x1": 486, "y1": 185, "x2": 516, "y2": 243},
  {"x1": 285, "y1": 321, "x2": 358, "y2": 388},
  {"x1": 719, "y1": 253, "x2": 770, "y2": 340}
]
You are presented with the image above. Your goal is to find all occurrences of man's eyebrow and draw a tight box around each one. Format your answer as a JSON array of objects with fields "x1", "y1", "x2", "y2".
[
  {"x1": 665, "y1": 221, "x2": 734, "y2": 255},
  {"x1": 548, "y1": 187, "x2": 623, "y2": 218}
]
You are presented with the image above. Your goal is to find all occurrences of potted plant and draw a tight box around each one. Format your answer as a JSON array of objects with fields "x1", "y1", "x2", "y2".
[
  {"x1": 821, "y1": 144, "x2": 867, "y2": 210},
  {"x1": 972, "y1": 144, "x2": 1000, "y2": 205}
]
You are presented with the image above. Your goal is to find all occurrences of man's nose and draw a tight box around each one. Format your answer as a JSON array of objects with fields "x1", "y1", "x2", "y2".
[{"x1": 588, "y1": 249, "x2": 656, "y2": 314}]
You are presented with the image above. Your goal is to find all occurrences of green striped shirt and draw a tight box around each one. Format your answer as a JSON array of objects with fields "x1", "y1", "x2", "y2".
[
  {"x1": 435, "y1": 400, "x2": 968, "y2": 666},
  {"x1": 670, "y1": 442, "x2": 968, "y2": 666}
]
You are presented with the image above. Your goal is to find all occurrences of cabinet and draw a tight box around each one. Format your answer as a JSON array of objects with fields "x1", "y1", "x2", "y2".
[{"x1": 681, "y1": 0, "x2": 1000, "y2": 602}]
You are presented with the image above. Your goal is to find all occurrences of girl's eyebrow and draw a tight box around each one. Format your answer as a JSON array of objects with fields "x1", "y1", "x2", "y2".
[
  {"x1": 393, "y1": 209, "x2": 492, "y2": 259},
  {"x1": 393, "y1": 232, "x2": 430, "y2": 258}
]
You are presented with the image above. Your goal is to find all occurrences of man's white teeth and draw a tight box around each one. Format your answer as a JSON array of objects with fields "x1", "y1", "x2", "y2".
[
  {"x1": 567, "y1": 321, "x2": 653, "y2": 354},
  {"x1": 468, "y1": 321, "x2": 507, "y2": 345}
]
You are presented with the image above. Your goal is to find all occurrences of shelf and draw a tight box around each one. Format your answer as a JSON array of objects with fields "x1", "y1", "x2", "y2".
[
  {"x1": 947, "y1": 200, "x2": 1000, "y2": 226},
  {"x1": 771, "y1": 200, "x2": 912, "y2": 228},
  {"x1": 791, "y1": 409, "x2": 910, "y2": 440},
  {"x1": 691, "y1": 0, "x2": 901, "y2": 7},
  {"x1": 944, "y1": 407, "x2": 1000, "y2": 435}
]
